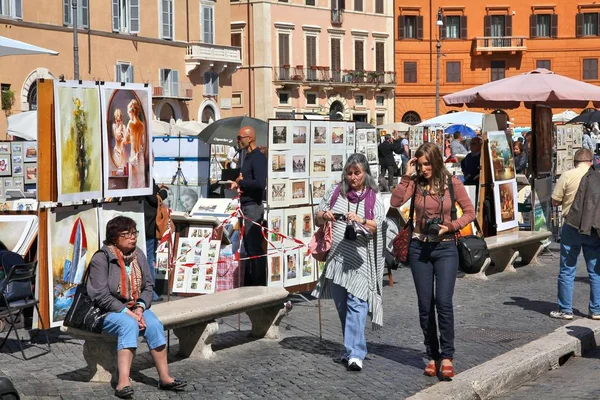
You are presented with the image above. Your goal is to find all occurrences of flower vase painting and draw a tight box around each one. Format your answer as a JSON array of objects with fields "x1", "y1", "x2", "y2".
[
  {"x1": 100, "y1": 83, "x2": 153, "y2": 198},
  {"x1": 54, "y1": 81, "x2": 102, "y2": 202}
]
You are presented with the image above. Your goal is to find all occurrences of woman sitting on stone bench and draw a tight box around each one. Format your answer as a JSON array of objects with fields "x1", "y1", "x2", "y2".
[{"x1": 88, "y1": 216, "x2": 187, "y2": 398}]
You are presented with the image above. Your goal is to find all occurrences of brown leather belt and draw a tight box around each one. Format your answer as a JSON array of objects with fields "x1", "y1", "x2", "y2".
[{"x1": 412, "y1": 232, "x2": 456, "y2": 243}]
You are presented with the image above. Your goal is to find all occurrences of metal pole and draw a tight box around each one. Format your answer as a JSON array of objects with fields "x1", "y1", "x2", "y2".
[
  {"x1": 72, "y1": 0, "x2": 79, "y2": 80},
  {"x1": 435, "y1": 40, "x2": 441, "y2": 117}
]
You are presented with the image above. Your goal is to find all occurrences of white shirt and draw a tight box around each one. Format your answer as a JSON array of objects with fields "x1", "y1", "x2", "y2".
[{"x1": 227, "y1": 146, "x2": 239, "y2": 169}]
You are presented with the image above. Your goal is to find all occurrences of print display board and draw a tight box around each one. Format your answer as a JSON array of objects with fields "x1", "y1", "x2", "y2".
[
  {"x1": 54, "y1": 81, "x2": 103, "y2": 202},
  {"x1": 555, "y1": 124, "x2": 582, "y2": 176}
]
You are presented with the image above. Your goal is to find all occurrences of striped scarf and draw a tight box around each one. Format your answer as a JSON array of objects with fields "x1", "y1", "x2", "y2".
[{"x1": 108, "y1": 245, "x2": 142, "y2": 308}]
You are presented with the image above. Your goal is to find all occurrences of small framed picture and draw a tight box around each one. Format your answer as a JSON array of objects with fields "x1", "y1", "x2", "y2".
[
  {"x1": 269, "y1": 122, "x2": 290, "y2": 150},
  {"x1": 310, "y1": 151, "x2": 329, "y2": 177},
  {"x1": 24, "y1": 163, "x2": 37, "y2": 184},
  {"x1": 10, "y1": 142, "x2": 22, "y2": 155},
  {"x1": 289, "y1": 179, "x2": 308, "y2": 205},
  {"x1": 269, "y1": 151, "x2": 289, "y2": 179},
  {"x1": 0, "y1": 142, "x2": 10, "y2": 155},
  {"x1": 0, "y1": 156, "x2": 11, "y2": 177},
  {"x1": 269, "y1": 179, "x2": 290, "y2": 208},
  {"x1": 23, "y1": 142, "x2": 37, "y2": 163},
  {"x1": 312, "y1": 122, "x2": 329, "y2": 148}
]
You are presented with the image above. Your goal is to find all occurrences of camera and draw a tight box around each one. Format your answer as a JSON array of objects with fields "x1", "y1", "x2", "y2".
[
  {"x1": 333, "y1": 213, "x2": 346, "y2": 221},
  {"x1": 424, "y1": 217, "x2": 443, "y2": 241},
  {"x1": 344, "y1": 221, "x2": 357, "y2": 241}
]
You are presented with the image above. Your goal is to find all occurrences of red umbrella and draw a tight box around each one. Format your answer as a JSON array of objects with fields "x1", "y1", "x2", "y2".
[{"x1": 443, "y1": 68, "x2": 600, "y2": 109}]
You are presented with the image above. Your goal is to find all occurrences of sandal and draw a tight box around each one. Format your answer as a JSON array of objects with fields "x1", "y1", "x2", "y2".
[
  {"x1": 440, "y1": 359, "x2": 455, "y2": 379},
  {"x1": 158, "y1": 378, "x2": 188, "y2": 391},
  {"x1": 114, "y1": 385, "x2": 134, "y2": 399},
  {"x1": 423, "y1": 360, "x2": 437, "y2": 377}
]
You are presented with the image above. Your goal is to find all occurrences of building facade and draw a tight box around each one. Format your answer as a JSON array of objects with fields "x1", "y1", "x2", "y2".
[
  {"x1": 0, "y1": 0, "x2": 241, "y2": 136},
  {"x1": 230, "y1": 0, "x2": 396, "y2": 124},
  {"x1": 394, "y1": 1, "x2": 600, "y2": 126}
]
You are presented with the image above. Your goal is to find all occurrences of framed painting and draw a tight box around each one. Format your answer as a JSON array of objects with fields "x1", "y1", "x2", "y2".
[
  {"x1": 100, "y1": 82, "x2": 153, "y2": 198},
  {"x1": 299, "y1": 252, "x2": 316, "y2": 285},
  {"x1": 289, "y1": 150, "x2": 308, "y2": 179},
  {"x1": 294, "y1": 206, "x2": 314, "y2": 240},
  {"x1": 269, "y1": 150, "x2": 289, "y2": 179},
  {"x1": 268, "y1": 179, "x2": 290, "y2": 208},
  {"x1": 310, "y1": 178, "x2": 327, "y2": 205},
  {"x1": 330, "y1": 153, "x2": 345, "y2": 174},
  {"x1": 283, "y1": 209, "x2": 299, "y2": 239},
  {"x1": 0, "y1": 142, "x2": 10, "y2": 155},
  {"x1": 0, "y1": 155, "x2": 10, "y2": 177},
  {"x1": 269, "y1": 121, "x2": 290, "y2": 150},
  {"x1": 54, "y1": 81, "x2": 103, "y2": 202},
  {"x1": 310, "y1": 150, "x2": 329, "y2": 177},
  {"x1": 24, "y1": 163, "x2": 37, "y2": 184},
  {"x1": 267, "y1": 254, "x2": 284, "y2": 288},
  {"x1": 494, "y1": 181, "x2": 519, "y2": 232},
  {"x1": 47, "y1": 206, "x2": 99, "y2": 328},
  {"x1": 267, "y1": 208, "x2": 285, "y2": 244},
  {"x1": 311, "y1": 122, "x2": 329, "y2": 148},
  {"x1": 289, "y1": 179, "x2": 309, "y2": 205},
  {"x1": 10, "y1": 142, "x2": 22, "y2": 155},
  {"x1": 11, "y1": 155, "x2": 22, "y2": 176},
  {"x1": 283, "y1": 249, "x2": 300, "y2": 288},
  {"x1": 290, "y1": 121, "x2": 310, "y2": 150},
  {"x1": 330, "y1": 123, "x2": 346, "y2": 148},
  {"x1": 487, "y1": 131, "x2": 515, "y2": 183},
  {"x1": 23, "y1": 141, "x2": 37, "y2": 163}
]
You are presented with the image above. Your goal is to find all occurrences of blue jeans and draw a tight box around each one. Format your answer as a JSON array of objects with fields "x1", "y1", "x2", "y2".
[
  {"x1": 329, "y1": 281, "x2": 369, "y2": 361},
  {"x1": 145, "y1": 238, "x2": 160, "y2": 301},
  {"x1": 102, "y1": 309, "x2": 166, "y2": 351},
  {"x1": 557, "y1": 224, "x2": 600, "y2": 314},
  {"x1": 408, "y1": 240, "x2": 458, "y2": 360}
]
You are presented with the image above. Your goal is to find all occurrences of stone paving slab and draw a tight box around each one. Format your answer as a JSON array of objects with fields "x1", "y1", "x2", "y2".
[{"x1": 0, "y1": 246, "x2": 595, "y2": 399}]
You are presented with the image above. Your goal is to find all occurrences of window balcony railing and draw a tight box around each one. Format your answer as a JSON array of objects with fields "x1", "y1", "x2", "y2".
[
  {"x1": 331, "y1": 9, "x2": 344, "y2": 25},
  {"x1": 474, "y1": 36, "x2": 527, "y2": 53},
  {"x1": 152, "y1": 81, "x2": 193, "y2": 100},
  {"x1": 273, "y1": 66, "x2": 396, "y2": 86}
]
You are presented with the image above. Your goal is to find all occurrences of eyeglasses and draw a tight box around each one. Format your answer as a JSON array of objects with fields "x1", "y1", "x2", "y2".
[
  {"x1": 237, "y1": 135, "x2": 250, "y2": 141},
  {"x1": 120, "y1": 230, "x2": 139, "y2": 239}
]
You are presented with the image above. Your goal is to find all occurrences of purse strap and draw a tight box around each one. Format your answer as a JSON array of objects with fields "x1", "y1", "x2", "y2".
[
  {"x1": 448, "y1": 176, "x2": 483, "y2": 237},
  {"x1": 81, "y1": 250, "x2": 110, "y2": 287},
  {"x1": 407, "y1": 181, "x2": 417, "y2": 228}
]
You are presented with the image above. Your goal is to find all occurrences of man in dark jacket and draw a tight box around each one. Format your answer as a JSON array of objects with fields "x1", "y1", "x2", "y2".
[
  {"x1": 549, "y1": 149, "x2": 599, "y2": 320},
  {"x1": 378, "y1": 134, "x2": 402, "y2": 189}
]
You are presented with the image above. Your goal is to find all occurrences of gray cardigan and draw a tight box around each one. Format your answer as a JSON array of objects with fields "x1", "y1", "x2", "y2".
[{"x1": 87, "y1": 245, "x2": 154, "y2": 313}]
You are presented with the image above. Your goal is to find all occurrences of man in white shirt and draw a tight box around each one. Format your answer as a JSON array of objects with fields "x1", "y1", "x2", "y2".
[{"x1": 226, "y1": 146, "x2": 240, "y2": 169}]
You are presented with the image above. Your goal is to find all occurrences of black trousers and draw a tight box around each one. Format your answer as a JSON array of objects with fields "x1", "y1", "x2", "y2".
[
  {"x1": 408, "y1": 240, "x2": 458, "y2": 360},
  {"x1": 241, "y1": 203, "x2": 267, "y2": 286},
  {"x1": 381, "y1": 164, "x2": 395, "y2": 188}
]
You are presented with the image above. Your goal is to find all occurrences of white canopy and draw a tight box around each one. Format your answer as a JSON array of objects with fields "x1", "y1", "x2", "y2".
[
  {"x1": 376, "y1": 122, "x2": 411, "y2": 132},
  {"x1": 552, "y1": 110, "x2": 579, "y2": 123},
  {"x1": 7, "y1": 111, "x2": 37, "y2": 141},
  {"x1": 151, "y1": 118, "x2": 204, "y2": 137},
  {"x1": 417, "y1": 111, "x2": 484, "y2": 129},
  {"x1": 0, "y1": 36, "x2": 58, "y2": 57}
]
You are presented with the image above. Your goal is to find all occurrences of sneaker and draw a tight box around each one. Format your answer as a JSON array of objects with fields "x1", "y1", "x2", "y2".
[
  {"x1": 347, "y1": 357, "x2": 363, "y2": 371},
  {"x1": 590, "y1": 313, "x2": 600, "y2": 320},
  {"x1": 334, "y1": 355, "x2": 349, "y2": 364},
  {"x1": 550, "y1": 310, "x2": 574, "y2": 320}
]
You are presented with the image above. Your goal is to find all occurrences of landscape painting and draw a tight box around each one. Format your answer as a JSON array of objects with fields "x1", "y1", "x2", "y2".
[{"x1": 54, "y1": 81, "x2": 102, "y2": 202}]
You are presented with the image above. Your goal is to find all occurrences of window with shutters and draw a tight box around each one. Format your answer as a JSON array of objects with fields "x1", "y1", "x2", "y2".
[
  {"x1": 63, "y1": 0, "x2": 89, "y2": 28},
  {"x1": 445, "y1": 16, "x2": 460, "y2": 39},
  {"x1": 306, "y1": 35, "x2": 317, "y2": 80},
  {"x1": 231, "y1": 31, "x2": 243, "y2": 61},
  {"x1": 404, "y1": 61, "x2": 417, "y2": 83},
  {"x1": 536, "y1": 59, "x2": 551, "y2": 70},
  {"x1": 375, "y1": 42, "x2": 384, "y2": 72},
  {"x1": 375, "y1": 0, "x2": 384, "y2": 14},
  {"x1": 160, "y1": 68, "x2": 180, "y2": 97},
  {"x1": 404, "y1": 16, "x2": 417, "y2": 38},
  {"x1": 531, "y1": 14, "x2": 557, "y2": 38},
  {"x1": 354, "y1": 0, "x2": 362, "y2": 12},
  {"x1": 305, "y1": 0, "x2": 315, "y2": 6},
  {"x1": 484, "y1": 15, "x2": 511, "y2": 47},
  {"x1": 376, "y1": 114, "x2": 385, "y2": 126},
  {"x1": 491, "y1": 15, "x2": 505, "y2": 37},
  {"x1": 201, "y1": 2, "x2": 215, "y2": 44},
  {"x1": 204, "y1": 71, "x2": 219, "y2": 96},
  {"x1": 112, "y1": 0, "x2": 140, "y2": 33},
  {"x1": 116, "y1": 63, "x2": 134, "y2": 83},
  {"x1": 490, "y1": 60, "x2": 505, "y2": 81},
  {"x1": 331, "y1": 38, "x2": 342, "y2": 81},
  {"x1": 160, "y1": 0, "x2": 174, "y2": 39},
  {"x1": 0, "y1": 0, "x2": 22, "y2": 19},
  {"x1": 376, "y1": 95, "x2": 385, "y2": 107},
  {"x1": 278, "y1": 33, "x2": 290, "y2": 80},
  {"x1": 306, "y1": 92, "x2": 318, "y2": 105},
  {"x1": 584, "y1": 13, "x2": 598, "y2": 36},
  {"x1": 278, "y1": 91, "x2": 291, "y2": 105},
  {"x1": 354, "y1": 40, "x2": 364, "y2": 71},
  {"x1": 583, "y1": 59, "x2": 598, "y2": 80},
  {"x1": 445, "y1": 61, "x2": 461, "y2": 83}
]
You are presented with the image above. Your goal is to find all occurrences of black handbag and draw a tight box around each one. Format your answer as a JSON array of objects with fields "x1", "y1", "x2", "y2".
[
  {"x1": 448, "y1": 178, "x2": 490, "y2": 274},
  {"x1": 63, "y1": 251, "x2": 108, "y2": 333}
]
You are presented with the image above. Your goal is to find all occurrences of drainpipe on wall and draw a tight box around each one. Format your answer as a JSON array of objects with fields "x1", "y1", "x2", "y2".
[{"x1": 247, "y1": 0, "x2": 253, "y2": 117}]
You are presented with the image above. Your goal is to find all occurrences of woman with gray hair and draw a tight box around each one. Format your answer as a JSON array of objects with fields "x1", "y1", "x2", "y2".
[{"x1": 314, "y1": 153, "x2": 385, "y2": 372}]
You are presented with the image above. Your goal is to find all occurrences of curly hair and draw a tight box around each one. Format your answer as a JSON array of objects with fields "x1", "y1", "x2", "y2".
[{"x1": 104, "y1": 216, "x2": 137, "y2": 246}]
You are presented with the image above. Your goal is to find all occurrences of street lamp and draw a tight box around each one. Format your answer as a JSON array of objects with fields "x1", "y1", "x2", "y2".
[{"x1": 435, "y1": 8, "x2": 443, "y2": 116}]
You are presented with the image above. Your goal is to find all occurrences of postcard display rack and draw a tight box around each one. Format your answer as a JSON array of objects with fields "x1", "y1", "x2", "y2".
[
  {"x1": 555, "y1": 124, "x2": 583, "y2": 176},
  {"x1": 265, "y1": 120, "x2": 377, "y2": 291},
  {"x1": 33, "y1": 79, "x2": 162, "y2": 329}
]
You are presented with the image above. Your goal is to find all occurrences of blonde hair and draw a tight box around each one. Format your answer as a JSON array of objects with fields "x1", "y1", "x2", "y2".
[
  {"x1": 113, "y1": 108, "x2": 122, "y2": 121},
  {"x1": 127, "y1": 99, "x2": 140, "y2": 116}
]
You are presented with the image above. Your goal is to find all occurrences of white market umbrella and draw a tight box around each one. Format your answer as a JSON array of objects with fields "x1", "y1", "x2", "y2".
[
  {"x1": 552, "y1": 110, "x2": 579, "y2": 123},
  {"x1": 417, "y1": 111, "x2": 484, "y2": 128},
  {"x1": 7, "y1": 111, "x2": 37, "y2": 140},
  {"x1": 151, "y1": 119, "x2": 197, "y2": 137},
  {"x1": 376, "y1": 122, "x2": 411, "y2": 132},
  {"x1": 175, "y1": 120, "x2": 207, "y2": 136},
  {"x1": 0, "y1": 35, "x2": 58, "y2": 57}
]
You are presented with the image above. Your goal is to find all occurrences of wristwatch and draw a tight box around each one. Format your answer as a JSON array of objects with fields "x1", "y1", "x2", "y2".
[{"x1": 362, "y1": 217, "x2": 367, "y2": 224}]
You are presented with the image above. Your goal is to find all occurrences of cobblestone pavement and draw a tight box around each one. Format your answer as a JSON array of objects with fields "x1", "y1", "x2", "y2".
[
  {"x1": 2, "y1": 246, "x2": 598, "y2": 399},
  {"x1": 496, "y1": 346, "x2": 600, "y2": 399}
]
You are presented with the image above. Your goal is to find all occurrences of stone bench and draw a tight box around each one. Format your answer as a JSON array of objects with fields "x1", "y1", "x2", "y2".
[
  {"x1": 60, "y1": 286, "x2": 291, "y2": 383},
  {"x1": 467, "y1": 231, "x2": 552, "y2": 280}
]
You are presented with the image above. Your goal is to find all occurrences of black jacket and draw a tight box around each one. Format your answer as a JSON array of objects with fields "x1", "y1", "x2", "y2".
[
  {"x1": 565, "y1": 168, "x2": 600, "y2": 235},
  {"x1": 378, "y1": 140, "x2": 402, "y2": 168}
]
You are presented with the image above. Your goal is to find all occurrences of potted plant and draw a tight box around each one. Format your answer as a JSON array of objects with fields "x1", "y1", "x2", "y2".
[{"x1": 1, "y1": 89, "x2": 15, "y2": 113}]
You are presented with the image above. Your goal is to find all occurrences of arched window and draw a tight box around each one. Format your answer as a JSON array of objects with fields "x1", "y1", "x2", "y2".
[
  {"x1": 446, "y1": 110, "x2": 458, "y2": 114},
  {"x1": 201, "y1": 105, "x2": 215, "y2": 124},
  {"x1": 159, "y1": 103, "x2": 175, "y2": 122},
  {"x1": 27, "y1": 81, "x2": 37, "y2": 111},
  {"x1": 402, "y1": 111, "x2": 421, "y2": 125},
  {"x1": 329, "y1": 101, "x2": 344, "y2": 120}
]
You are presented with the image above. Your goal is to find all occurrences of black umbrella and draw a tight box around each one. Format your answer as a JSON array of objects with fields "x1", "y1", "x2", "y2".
[
  {"x1": 198, "y1": 116, "x2": 268, "y2": 147},
  {"x1": 566, "y1": 110, "x2": 600, "y2": 125},
  {"x1": 355, "y1": 121, "x2": 375, "y2": 129}
]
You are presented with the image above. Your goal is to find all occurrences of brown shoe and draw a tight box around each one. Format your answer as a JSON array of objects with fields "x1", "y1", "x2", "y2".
[
  {"x1": 440, "y1": 359, "x2": 455, "y2": 379},
  {"x1": 423, "y1": 360, "x2": 437, "y2": 377}
]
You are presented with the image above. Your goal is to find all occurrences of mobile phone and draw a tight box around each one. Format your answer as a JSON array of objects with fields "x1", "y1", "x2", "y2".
[{"x1": 333, "y1": 213, "x2": 346, "y2": 221}]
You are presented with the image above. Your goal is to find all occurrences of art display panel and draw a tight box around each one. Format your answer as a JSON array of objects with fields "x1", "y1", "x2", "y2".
[
  {"x1": 494, "y1": 181, "x2": 519, "y2": 231},
  {"x1": 487, "y1": 131, "x2": 516, "y2": 183},
  {"x1": 47, "y1": 206, "x2": 99, "y2": 328},
  {"x1": 98, "y1": 201, "x2": 147, "y2": 255},
  {"x1": 172, "y1": 237, "x2": 219, "y2": 294},
  {"x1": 54, "y1": 81, "x2": 103, "y2": 202},
  {"x1": 100, "y1": 82, "x2": 153, "y2": 198}
]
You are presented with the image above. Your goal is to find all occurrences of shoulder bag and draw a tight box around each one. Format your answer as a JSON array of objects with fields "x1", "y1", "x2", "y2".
[
  {"x1": 63, "y1": 250, "x2": 109, "y2": 333},
  {"x1": 448, "y1": 177, "x2": 489, "y2": 274},
  {"x1": 392, "y1": 184, "x2": 417, "y2": 263}
]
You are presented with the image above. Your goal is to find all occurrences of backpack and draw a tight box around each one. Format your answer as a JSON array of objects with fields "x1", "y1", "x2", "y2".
[{"x1": 155, "y1": 194, "x2": 171, "y2": 239}]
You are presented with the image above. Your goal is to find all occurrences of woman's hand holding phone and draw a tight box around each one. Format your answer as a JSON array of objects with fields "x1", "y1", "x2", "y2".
[{"x1": 405, "y1": 157, "x2": 418, "y2": 176}]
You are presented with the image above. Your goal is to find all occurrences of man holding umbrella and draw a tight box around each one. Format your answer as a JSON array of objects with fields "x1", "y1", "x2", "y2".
[{"x1": 229, "y1": 126, "x2": 268, "y2": 286}]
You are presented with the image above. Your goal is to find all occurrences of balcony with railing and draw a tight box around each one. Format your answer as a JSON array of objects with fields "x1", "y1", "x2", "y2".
[
  {"x1": 473, "y1": 36, "x2": 527, "y2": 53},
  {"x1": 185, "y1": 43, "x2": 242, "y2": 76},
  {"x1": 152, "y1": 81, "x2": 193, "y2": 100},
  {"x1": 274, "y1": 66, "x2": 396, "y2": 87},
  {"x1": 331, "y1": 9, "x2": 344, "y2": 25}
]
